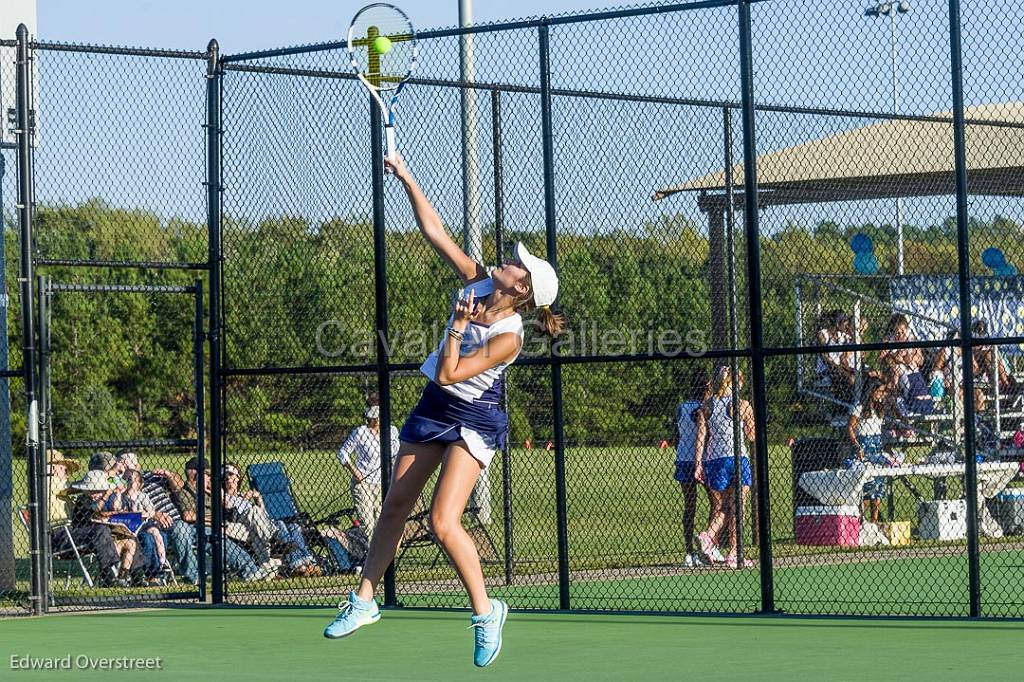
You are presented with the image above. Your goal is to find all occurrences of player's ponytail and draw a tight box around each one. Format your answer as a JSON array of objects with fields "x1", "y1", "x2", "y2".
[
  {"x1": 536, "y1": 305, "x2": 566, "y2": 338},
  {"x1": 512, "y1": 275, "x2": 566, "y2": 337}
]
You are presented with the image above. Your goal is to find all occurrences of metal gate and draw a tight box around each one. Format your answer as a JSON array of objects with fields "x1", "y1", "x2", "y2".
[{"x1": 36, "y1": 278, "x2": 206, "y2": 610}]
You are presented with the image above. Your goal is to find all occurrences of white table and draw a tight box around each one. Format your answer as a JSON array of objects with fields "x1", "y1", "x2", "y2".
[{"x1": 799, "y1": 461, "x2": 1019, "y2": 538}]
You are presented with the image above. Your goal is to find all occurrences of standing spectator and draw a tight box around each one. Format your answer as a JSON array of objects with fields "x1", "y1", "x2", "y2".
[
  {"x1": 673, "y1": 368, "x2": 711, "y2": 567},
  {"x1": 694, "y1": 367, "x2": 756, "y2": 569},
  {"x1": 846, "y1": 380, "x2": 893, "y2": 523},
  {"x1": 338, "y1": 399, "x2": 401, "y2": 539}
]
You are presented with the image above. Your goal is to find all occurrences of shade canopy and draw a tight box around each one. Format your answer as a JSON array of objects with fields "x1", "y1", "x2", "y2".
[{"x1": 653, "y1": 102, "x2": 1024, "y2": 208}]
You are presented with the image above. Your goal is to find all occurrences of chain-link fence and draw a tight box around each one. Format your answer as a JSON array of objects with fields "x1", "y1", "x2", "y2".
[{"x1": 4, "y1": 0, "x2": 1024, "y2": 618}]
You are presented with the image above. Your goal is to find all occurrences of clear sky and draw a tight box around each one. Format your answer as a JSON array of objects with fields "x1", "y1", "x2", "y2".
[{"x1": 35, "y1": 1, "x2": 626, "y2": 52}]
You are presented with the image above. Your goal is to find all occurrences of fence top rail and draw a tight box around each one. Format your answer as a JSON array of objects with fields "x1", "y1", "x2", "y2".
[
  {"x1": 221, "y1": 0, "x2": 742, "y2": 64},
  {"x1": 29, "y1": 40, "x2": 208, "y2": 60},
  {"x1": 35, "y1": 258, "x2": 210, "y2": 271},
  {"x1": 221, "y1": 61, "x2": 1024, "y2": 131},
  {"x1": 50, "y1": 438, "x2": 199, "y2": 450},
  {"x1": 47, "y1": 283, "x2": 198, "y2": 295}
]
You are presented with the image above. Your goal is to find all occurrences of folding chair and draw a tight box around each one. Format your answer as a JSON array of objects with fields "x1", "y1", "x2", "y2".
[
  {"x1": 397, "y1": 502, "x2": 500, "y2": 569},
  {"x1": 18, "y1": 505, "x2": 96, "y2": 589},
  {"x1": 246, "y1": 461, "x2": 357, "y2": 575}
]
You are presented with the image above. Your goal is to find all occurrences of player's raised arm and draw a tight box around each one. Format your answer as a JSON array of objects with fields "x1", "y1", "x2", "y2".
[{"x1": 384, "y1": 154, "x2": 486, "y2": 284}]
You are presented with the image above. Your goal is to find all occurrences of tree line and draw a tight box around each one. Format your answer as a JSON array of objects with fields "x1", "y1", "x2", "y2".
[{"x1": 3, "y1": 200, "x2": 1022, "y2": 450}]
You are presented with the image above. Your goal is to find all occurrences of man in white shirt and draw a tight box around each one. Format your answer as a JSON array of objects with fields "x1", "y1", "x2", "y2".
[{"x1": 338, "y1": 404, "x2": 401, "y2": 539}]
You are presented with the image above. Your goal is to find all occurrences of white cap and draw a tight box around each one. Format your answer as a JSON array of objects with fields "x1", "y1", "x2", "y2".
[
  {"x1": 117, "y1": 451, "x2": 139, "y2": 471},
  {"x1": 516, "y1": 242, "x2": 559, "y2": 308}
]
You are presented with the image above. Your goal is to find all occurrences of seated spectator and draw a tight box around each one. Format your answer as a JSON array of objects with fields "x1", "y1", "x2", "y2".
[
  {"x1": 845, "y1": 380, "x2": 895, "y2": 523},
  {"x1": 46, "y1": 450, "x2": 133, "y2": 588},
  {"x1": 879, "y1": 314, "x2": 932, "y2": 415},
  {"x1": 65, "y1": 468, "x2": 146, "y2": 587},
  {"x1": 112, "y1": 469, "x2": 170, "y2": 585},
  {"x1": 815, "y1": 310, "x2": 856, "y2": 405},
  {"x1": 973, "y1": 320, "x2": 1018, "y2": 399},
  {"x1": 880, "y1": 313, "x2": 924, "y2": 374},
  {"x1": 928, "y1": 330, "x2": 958, "y2": 399},
  {"x1": 151, "y1": 457, "x2": 273, "y2": 585},
  {"x1": 222, "y1": 462, "x2": 321, "y2": 578},
  {"x1": 138, "y1": 468, "x2": 185, "y2": 580}
]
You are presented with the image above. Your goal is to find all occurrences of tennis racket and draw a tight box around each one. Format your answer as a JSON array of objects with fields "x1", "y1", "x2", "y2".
[{"x1": 347, "y1": 3, "x2": 418, "y2": 162}]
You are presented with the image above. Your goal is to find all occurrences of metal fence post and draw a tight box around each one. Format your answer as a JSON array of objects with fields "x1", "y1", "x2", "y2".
[
  {"x1": 491, "y1": 88, "x2": 516, "y2": 587},
  {"x1": 736, "y1": 1, "x2": 775, "y2": 614},
  {"x1": 36, "y1": 275, "x2": 50, "y2": 611},
  {"x1": 0, "y1": 143, "x2": 13, "y2": 600},
  {"x1": 947, "y1": 0, "x2": 981, "y2": 618},
  {"x1": 538, "y1": 20, "x2": 571, "y2": 611},
  {"x1": 193, "y1": 279, "x2": 207, "y2": 602},
  {"x1": 15, "y1": 23, "x2": 43, "y2": 617},
  {"x1": 205, "y1": 38, "x2": 224, "y2": 604},
  {"x1": 368, "y1": 88, "x2": 397, "y2": 609}
]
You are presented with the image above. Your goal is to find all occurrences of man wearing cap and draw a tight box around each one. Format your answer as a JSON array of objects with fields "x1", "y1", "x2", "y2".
[
  {"x1": 222, "y1": 462, "x2": 321, "y2": 577},
  {"x1": 46, "y1": 450, "x2": 127, "y2": 587},
  {"x1": 152, "y1": 457, "x2": 271, "y2": 585},
  {"x1": 338, "y1": 399, "x2": 401, "y2": 539}
]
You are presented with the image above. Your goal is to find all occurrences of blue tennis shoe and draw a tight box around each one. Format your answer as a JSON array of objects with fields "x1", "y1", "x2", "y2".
[
  {"x1": 323, "y1": 591, "x2": 380, "y2": 639},
  {"x1": 469, "y1": 599, "x2": 508, "y2": 667}
]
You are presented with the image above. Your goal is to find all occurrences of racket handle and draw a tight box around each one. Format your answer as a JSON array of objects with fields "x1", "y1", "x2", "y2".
[{"x1": 385, "y1": 125, "x2": 397, "y2": 162}]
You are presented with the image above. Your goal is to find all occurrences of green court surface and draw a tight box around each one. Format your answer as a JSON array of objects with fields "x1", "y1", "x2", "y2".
[{"x1": 2, "y1": 608, "x2": 1023, "y2": 680}]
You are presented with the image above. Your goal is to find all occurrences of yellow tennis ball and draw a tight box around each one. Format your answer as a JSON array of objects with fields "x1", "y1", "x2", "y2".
[{"x1": 373, "y1": 36, "x2": 393, "y2": 54}]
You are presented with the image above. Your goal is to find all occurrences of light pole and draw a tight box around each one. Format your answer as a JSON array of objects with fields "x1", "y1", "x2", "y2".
[
  {"x1": 866, "y1": 1, "x2": 911, "y2": 275},
  {"x1": 459, "y1": 0, "x2": 483, "y2": 263}
]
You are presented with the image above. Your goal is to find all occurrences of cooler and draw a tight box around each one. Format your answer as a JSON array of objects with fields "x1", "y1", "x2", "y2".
[
  {"x1": 880, "y1": 521, "x2": 911, "y2": 547},
  {"x1": 917, "y1": 499, "x2": 967, "y2": 541},
  {"x1": 987, "y1": 489, "x2": 1024, "y2": 536},
  {"x1": 795, "y1": 505, "x2": 861, "y2": 546}
]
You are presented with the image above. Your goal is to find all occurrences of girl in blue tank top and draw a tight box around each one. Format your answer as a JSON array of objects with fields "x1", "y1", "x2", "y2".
[{"x1": 673, "y1": 368, "x2": 711, "y2": 568}]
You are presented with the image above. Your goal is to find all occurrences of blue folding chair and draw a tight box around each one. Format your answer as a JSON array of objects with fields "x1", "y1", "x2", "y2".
[
  {"x1": 246, "y1": 461, "x2": 358, "y2": 574},
  {"x1": 246, "y1": 462, "x2": 302, "y2": 523}
]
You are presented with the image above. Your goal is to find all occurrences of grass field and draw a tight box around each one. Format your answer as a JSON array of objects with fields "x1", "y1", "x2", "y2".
[
  {"x1": 5, "y1": 445, "x2": 1024, "y2": 617},
  {"x1": 2, "y1": 607, "x2": 1023, "y2": 680}
]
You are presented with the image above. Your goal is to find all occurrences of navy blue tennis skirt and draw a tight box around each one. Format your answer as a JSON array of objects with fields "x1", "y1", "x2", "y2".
[{"x1": 400, "y1": 381, "x2": 509, "y2": 454}]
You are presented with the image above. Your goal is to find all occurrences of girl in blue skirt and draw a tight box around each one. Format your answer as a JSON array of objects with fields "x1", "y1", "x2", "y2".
[{"x1": 324, "y1": 155, "x2": 564, "y2": 667}]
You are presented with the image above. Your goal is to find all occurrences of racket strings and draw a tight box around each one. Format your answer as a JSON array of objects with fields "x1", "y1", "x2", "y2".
[{"x1": 348, "y1": 5, "x2": 417, "y2": 91}]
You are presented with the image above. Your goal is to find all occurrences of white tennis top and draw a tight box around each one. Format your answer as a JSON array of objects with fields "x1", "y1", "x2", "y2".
[
  {"x1": 704, "y1": 396, "x2": 749, "y2": 461},
  {"x1": 675, "y1": 399, "x2": 701, "y2": 464},
  {"x1": 419, "y1": 312, "x2": 524, "y2": 403}
]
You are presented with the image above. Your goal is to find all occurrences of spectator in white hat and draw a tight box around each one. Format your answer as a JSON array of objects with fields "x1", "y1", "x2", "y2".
[{"x1": 338, "y1": 397, "x2": 400, "y2": 539}]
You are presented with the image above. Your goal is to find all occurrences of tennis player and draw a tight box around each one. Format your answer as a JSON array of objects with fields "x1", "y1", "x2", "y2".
[{"x1": 324, "y1": 154, "x2": 563, "y2": 668}]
